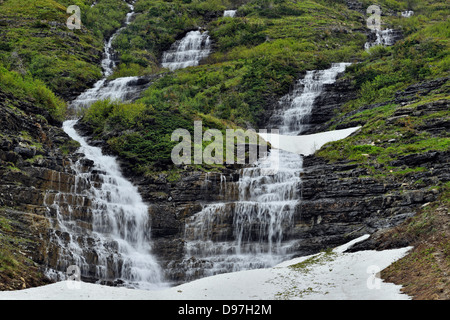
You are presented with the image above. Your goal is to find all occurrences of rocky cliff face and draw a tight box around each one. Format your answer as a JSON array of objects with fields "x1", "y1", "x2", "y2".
[
  {"x1": 0, "y1": 89, "x2": 81, "y2": 289},
  {"x1": 70, "y1": 70, "x2": 448, "y2": 285},
  {"x1": 293, "y1": 77, "x2": 449, "y2": 254},
  {"x1": 296, "y1": 150, "x2": 448, "y2": 253}
]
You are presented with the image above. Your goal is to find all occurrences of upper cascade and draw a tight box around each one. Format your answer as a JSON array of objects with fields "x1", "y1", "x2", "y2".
[
  {"x1": 224, "y1": 10, "x2": 237, "y2": 17},
  {"x1": 270, "y1": 63, "x2": 351, "y2": 135},
  {"x1": 161, "y1": 30, "x2": 212, "y2": 71}
]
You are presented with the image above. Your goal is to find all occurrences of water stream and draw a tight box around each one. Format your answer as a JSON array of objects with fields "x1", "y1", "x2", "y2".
[
  {"x1": 224, "y1": 10, "x2": 237, "y2": 17},
  {"x1": 161, "y1": 30, "x2": 212, "y2": 71},
  {"x1": 45, "y1": 1, "x2": 166, "y2": 290},
  {"x1": 45, "y1": 2, "x2": 354, "y2": 286},
  {"x1": 182, "y1": 63, "x2": 351, "y2": 279}
]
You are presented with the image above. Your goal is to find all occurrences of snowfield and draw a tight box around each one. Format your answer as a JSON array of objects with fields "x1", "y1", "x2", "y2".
[{"x1": 0, "y1": 235, "x2": 412, "y2": 300}]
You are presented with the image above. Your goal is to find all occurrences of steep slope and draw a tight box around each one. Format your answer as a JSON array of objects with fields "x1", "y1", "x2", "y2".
[
  {"x1": 0, "y1": 0, "x2": 448, "y2": 297},
  {"x1": 0, "y1": 0, "x2": 131, "y2": 289},
  {"x1": 0, "y1": 65, "x2": 80, "y2": 290},
  {"x1": 0, "y1": 0, "x2": 131, "y2": 99},
  {"x1": 78, "y1": 0, "x2": 448, "y2": 292},
  {"x1": 298, "y1": 0, "x2": 449, "y2": 299}
]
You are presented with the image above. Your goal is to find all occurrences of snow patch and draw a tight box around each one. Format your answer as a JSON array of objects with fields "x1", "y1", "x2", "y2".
[{"x1": 0, "y1": 235, "x2": 412, "y2": 300}]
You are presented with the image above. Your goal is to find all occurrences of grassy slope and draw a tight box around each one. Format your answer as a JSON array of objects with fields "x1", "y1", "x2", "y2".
[
  {"x1": 0, "y1": 0, "x2": 103, "y2": 289},
  {"x1": 81, "y1": 0, "x2": 368, "y2": 175},
  {"x1": 0, "y1": 210, "x2": 52, "y2": 291},
  {"x1": 0, "y1": 0, "x2": 131, "y2": 98},
  {"x1": 381, "y1": 185, "x2": 449, "y2": 300}
]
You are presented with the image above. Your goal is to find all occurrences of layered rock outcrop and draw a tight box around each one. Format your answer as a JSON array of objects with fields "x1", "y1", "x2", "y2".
[{"x1": 0, "y1": 89, "x2": 81, "y2": 289}]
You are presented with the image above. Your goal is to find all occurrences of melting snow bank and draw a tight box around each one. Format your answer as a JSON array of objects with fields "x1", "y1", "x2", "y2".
[
  {"x1": 259, "y1": 127, "x2": 361, "y2": 156},
  {"x1": 0, "y1": 235, "x2": 412, "y2": 300}
]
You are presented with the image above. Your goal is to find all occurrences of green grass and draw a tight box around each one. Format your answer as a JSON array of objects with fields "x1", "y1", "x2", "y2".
[
  {"x1": 0, "y1": 0, "x2": 130, "y2": 97},
  {"x1": 0, "y1": 63, "x2": 67, "y2": 121}
]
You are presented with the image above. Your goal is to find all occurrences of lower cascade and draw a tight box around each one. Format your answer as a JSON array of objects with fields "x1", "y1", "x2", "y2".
[
  {"x1": 43, "y1": 1, "x2": 166, "y2": 290},
  {"x1": 183, "y1": 150, "x2": 303, "y2": 279},
  {"x1": 365, "y1": 28, "x2": 395, "y2": 51},
  {"x1": 181, "y1": 63, "x2": 351, "y2": 280},
  {"x1": 45, "y1": 120, "x2": 165, "y2": 289}
]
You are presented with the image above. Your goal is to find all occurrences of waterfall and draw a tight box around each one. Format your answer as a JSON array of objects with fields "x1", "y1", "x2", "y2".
[
  {"x1": 184, "y1": 150, "x2": 302, "y2": 278},
  {"x1": 102, "y1": 1, "x2": 135, "y2": 77},
  {"x1": 182, "y1": 63, "x2": 351, "y2": 280},
  {"x1": 364, "y1": 28, "x2": 395, "y2": 51},
  {"x1": 45, "y1": 121, "x2": 164, "y2": 289},
  {"x1": 161, "y1": 30, "x2": 212, "y2": 71},
  {"x1": 224, "y1": 10, "x2": 237, "y2": 17},
  {"x1": 70, "y1": 1, "x2": 139, "y2": 110},
  {"x1": 44, "y1": 1, "x2": 166, "y2": 290},
  {"x1": 276, "y1": 63, "x2": 351, "y2": 135},
  {"x1": 70, "y1": 76, "x2": 144, "y2": 109}
]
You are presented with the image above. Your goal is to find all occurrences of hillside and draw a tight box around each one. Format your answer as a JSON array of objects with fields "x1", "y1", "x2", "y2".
[{"x1": 0, "y1": 0, "x2": 448, "y2": 299}]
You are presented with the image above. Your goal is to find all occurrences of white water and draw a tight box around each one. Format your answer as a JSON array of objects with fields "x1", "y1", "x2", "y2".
[
  {"x1": 224, "y1": 10, "x2": 237, "y2": 17},
  {"x1": 184, "y1": 150, "x2": 302, "y2": 278},
  {"x1": 365, "y1": 28, "x2": 395, "y2": 51},
  {"x1": 45, "y1": 120, "x2": 164, "y2": 289},
  {"x1": 70, "y1": 1, "x2": 138, "y2": 110},
  {"x1": 161, "y1": 30, "x2": 212, "y2": 71},
  {"x1": 183, "y1": 63, "x2": 352, "y2": 279},
  {"x1": 70, "y1": 76, "x2": 143, "y2": 109},
  {"x1": 277, "y1": 63, "x2": 351, "y2": 135},
  {"x1": 102, "y1": 1, "x2": 135, "y2": 77},
  {"x1": 44, "y1": 1, "x2": 166, "y2": 290}
]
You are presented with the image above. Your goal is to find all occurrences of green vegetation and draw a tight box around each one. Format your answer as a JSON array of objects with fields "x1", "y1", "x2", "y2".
[
  {"x1": 0, "y1": 63, "x2": 67, "y2": 121},
  {"x1": 0, "y1": 211, "x2": 49, "y2": 290},
  {"x1": 313, "y1": 0, "x2": 449, "y2": 177},
  {"x1": 382, "y1": 183, "x2": 449, "y2": 299},
  {"x1": 115, "y1": 0, "x2": 366, "y2": 120},
  {"x1": 289, "y1": 248, "x2": 336, "y2": 273},
  {"x1": 0, "y1": 0, "x2": 130, "y2": 98},
  {"x1": 81, "y1": 98, "x2": 234, "y2": 172},
  {"x1": 79, "y1": 0, "x2": 448, "y2": 177},
  {"x1": 81, "y1": 0, "x2": 369, "y2": 173}
]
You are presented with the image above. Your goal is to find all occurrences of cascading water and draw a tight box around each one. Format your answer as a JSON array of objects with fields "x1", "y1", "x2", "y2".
[
  {"x1": 223, "y1": 10, "x2": 237, "y2": 17},
  {"x1": 71, "y1": 76, "x2": 145, "y2": 109},
  {"x1": 45, "y1": 121, "x2": 164, "y2": 289},
  {"x1": 364, "y1": 28, "x2": 395, "y2": 51},
  {"x1": 182, "y1": 63, "x2": 351, "y2": 280},
  {"x1": 184, "y1": 150, "x2": 302, "y2": 278},
  {"x1": 44, "y1": 1, "x2": 166, "y2": 290},
  {"x1": 70, "y1": 1, "x2": 140, "y2": 110},
  {"x1": 275, "y1": 63, "x2": 351, "y2": 135},
  {"x1": 161, "y1": 30, "x2": 212, "y2": 71}
]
